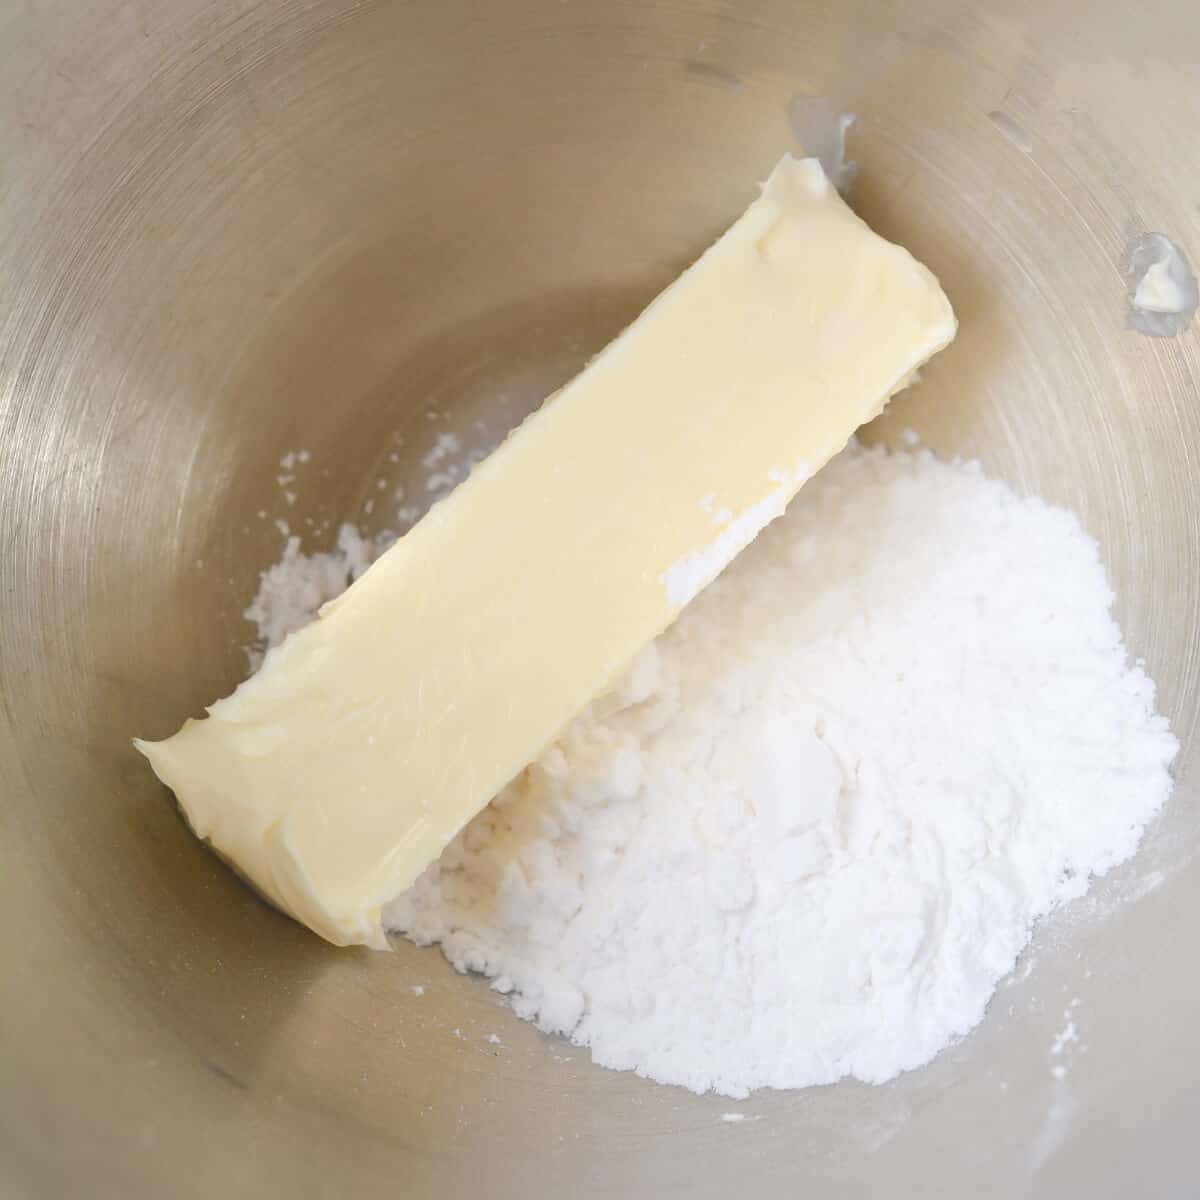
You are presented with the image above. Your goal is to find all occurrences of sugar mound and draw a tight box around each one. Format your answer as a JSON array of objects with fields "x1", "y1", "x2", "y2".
[{"x1": 250, "y1": 444, "x2": 1176, "y2": 1097}]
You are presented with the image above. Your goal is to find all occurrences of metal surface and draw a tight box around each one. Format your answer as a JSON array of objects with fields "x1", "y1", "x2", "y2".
[{"x1": 2, "y1": 1, "x2": 1198, "y2": 1196}]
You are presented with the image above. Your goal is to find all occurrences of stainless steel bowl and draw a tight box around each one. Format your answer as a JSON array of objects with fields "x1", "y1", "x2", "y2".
[{"x1": 4, "y1": 2, "x2": 1198, "y2": 1195}]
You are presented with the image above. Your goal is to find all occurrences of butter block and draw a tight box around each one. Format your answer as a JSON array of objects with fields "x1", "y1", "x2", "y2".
[{"x1": 137, "y1": 155, "x2": 956, "y2": 949}]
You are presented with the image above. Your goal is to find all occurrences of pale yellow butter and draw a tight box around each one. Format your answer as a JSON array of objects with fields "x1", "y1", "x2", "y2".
[{"x1": 137, "y1": 155, "x2": 956, "y2": 949}]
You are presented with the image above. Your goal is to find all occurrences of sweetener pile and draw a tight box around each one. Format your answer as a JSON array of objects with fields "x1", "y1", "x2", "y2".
[{"x1": 249, "y1": 443, "x2": 1176, "y2": 1097}]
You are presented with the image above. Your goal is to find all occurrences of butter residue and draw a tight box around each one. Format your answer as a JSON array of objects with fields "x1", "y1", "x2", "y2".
[{"x1": 1123, "y1": 232, "x2": 1198, "y2": 337}]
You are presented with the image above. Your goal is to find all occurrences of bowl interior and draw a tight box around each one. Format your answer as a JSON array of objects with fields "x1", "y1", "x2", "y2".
[{"x1": 3, "y1": 1, "x2": 1199, "y2": 1196}]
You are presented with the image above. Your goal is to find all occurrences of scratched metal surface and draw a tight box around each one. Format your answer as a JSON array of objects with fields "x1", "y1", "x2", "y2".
[{"x1": 2, "y1": 1, "x2": 1198, "y2": 1196}]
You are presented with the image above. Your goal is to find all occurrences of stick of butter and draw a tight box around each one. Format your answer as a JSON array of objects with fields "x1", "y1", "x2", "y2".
[{"x1": 137, "y1": 155, "x2": 956, "y2": 949}]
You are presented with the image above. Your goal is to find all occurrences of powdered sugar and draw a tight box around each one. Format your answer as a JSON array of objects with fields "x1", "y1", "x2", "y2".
[
  {"x1": 243, "y1": 524, "x2": 383, "y2": 668},
  {"x1": 662, "y1": 483, "x2": 791, "y2": 607},
  {"x1": 248, "y1": 442, "x2": 1176, "y2": 1097}
]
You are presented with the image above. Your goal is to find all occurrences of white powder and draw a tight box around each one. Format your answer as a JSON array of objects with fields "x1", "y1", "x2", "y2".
[
  {"x1": 422, "y1": 431, "x2": 462, "y2": 468},
  {"x1": 243, "y1": 523, "x2": 382, "y2": 668},
  {"x1": 662, "y1": 484, "x2": 791, "y2": 607},
  {"x1": 247, "y1": 443, "x2": 1176, "y2": 1098}
]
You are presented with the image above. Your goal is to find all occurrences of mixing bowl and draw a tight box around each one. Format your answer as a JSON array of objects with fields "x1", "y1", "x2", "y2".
[{"x1": 4, "y1": 1, "x2": 1198, "y2": 1195}]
